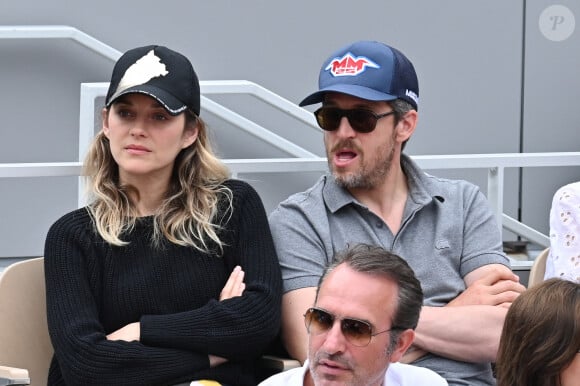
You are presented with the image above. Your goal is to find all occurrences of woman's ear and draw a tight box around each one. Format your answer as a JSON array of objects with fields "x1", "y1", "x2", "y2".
[
  {"x1": 101, "y1": 108, "x2": 111, "y2": 138},
  {"x1": 182, "y1": 125, "x2": 199, "y2": 149}
]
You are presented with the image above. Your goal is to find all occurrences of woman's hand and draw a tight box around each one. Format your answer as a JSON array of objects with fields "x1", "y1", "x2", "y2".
[
  {"x1": 106, "y1": 322, "x2": 140, "y2": 342},
  {"x1": 209, "y1": 354, "x2": 228, "y2": 367},
  {"x1": 210, "y1": 266, "x2": 245, "y2": 368},
  {"x1": 220, "y1": 265, "x2": 245, "y2": 301}
]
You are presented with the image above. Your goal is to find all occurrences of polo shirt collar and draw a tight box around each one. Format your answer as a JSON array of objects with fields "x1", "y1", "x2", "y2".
[
  {"x1": 322, "y1": 154, "x2": 444, "y2": 214},
  {"x1": 401, "y1": 154, "x2": 445, "y2": 206}
]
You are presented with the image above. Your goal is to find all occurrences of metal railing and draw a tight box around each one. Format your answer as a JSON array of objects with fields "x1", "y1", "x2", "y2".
[
  {"x1": 3, "y1": 153, "x2": 580, "y2": 258},
  {"x1": 78, "y1": 81, "x2": 319, "y2": 166},
  {"x1": 0, "y1": 25, "x2": 121, "y2": 60}
]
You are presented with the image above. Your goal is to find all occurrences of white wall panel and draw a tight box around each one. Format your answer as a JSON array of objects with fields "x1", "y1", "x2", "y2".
[{"x1": 0, "y1": 1, "x2": 530, "y2": 256}]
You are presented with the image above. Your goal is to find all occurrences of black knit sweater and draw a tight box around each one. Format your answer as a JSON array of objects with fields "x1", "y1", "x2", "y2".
[{"x1": 44, "y1": 180, "x2": 282, "y2": 386}]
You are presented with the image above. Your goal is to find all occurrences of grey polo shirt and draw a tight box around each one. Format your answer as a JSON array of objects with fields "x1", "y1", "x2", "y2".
[{"x1": 269, "y1": 154, "x2": 508, "y2": 386}]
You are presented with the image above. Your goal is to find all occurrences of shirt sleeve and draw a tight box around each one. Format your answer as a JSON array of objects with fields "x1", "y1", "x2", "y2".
[
  {"x1": 268, "y1": 193, "x2": 333, "y2": 293},
  {"x1": 545, "y1": 182, "x2": 580, "y2": 282},
  {"x1": 458, "y1": 186, "x2": 510, "y2": 277}
]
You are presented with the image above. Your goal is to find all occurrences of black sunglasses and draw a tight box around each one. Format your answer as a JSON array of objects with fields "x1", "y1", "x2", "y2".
[
  {"x1": 313, "y1": 107, "x2": 396, "y2": 133},
  {"x1": 304, "y1": 307, "x2": 401, "y2": 347}
]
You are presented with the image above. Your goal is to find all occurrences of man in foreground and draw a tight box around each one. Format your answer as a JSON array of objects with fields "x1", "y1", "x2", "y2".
[{"x1": 260, "y1": 244, "x2": 447, "y2": 385}]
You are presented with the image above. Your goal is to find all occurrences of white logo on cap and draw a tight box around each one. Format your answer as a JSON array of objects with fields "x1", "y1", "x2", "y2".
[
  {"x1": 114, "y1": 49, "x2": 168, "y2": 95},
  {"x1": 405, "y1": 89, "x2": 418, "y2": 104}
]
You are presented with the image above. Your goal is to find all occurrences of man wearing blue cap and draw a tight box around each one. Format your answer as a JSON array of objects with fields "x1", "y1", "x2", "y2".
[{"x1": 269, "y1": 40, "x2": 526, "y2": 385}]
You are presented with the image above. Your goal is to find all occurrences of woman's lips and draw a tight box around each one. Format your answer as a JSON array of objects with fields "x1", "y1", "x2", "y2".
[{"x1": 125, "y1": 144, "x2": 151, "y2": 155}]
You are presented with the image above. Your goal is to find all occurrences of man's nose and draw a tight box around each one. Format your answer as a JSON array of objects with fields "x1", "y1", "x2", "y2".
[
  {"x1": 319, "y1": 321, "x2": 347, "y2": 355},
  {"x1": 333, "y1": 116, "x2": 357, "y2": 138}
]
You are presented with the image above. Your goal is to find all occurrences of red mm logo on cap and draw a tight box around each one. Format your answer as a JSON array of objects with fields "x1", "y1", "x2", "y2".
[{"x1": 325, "y1": 53, "x2": 380, "y2": 76}]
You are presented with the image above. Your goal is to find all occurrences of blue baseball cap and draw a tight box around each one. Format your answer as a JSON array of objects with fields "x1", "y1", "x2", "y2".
[{"x1": 299, "y1": 40, "x2": 419, "y2": 110}]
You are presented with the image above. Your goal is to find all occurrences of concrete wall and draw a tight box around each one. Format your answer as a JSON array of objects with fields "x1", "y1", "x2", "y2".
[{"x1": 1, "y1": 0, "x2": 578, "y2": 257}]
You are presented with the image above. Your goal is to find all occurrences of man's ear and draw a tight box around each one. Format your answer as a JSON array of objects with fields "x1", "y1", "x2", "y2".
[
  {"x1": 395, "y1": 110, "x2": 417, "y2": 144},
  {"x1": 101, "y1": 108, "x2": 110, "y2": 138},
  {"x1": 389, "y1": 329, "x2": 416, "y2": 363}
]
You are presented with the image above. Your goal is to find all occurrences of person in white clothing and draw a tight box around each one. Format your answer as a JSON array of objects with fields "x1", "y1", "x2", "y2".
[
  {"x1": 259, "y1": 360, "x2": 447, "y2": 386},
  {"x1": 259, "y1": 244, "x2": 447, "y2": 386},
  {"x1": 545, "y1": 181, "x2": 580, "y2": 282}
]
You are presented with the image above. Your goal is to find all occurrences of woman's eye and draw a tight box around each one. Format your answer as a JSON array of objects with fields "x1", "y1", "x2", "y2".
[
  {"x1": 153, "y1": 113, "x2": 168, "y2": 121},
  {"x1": 117, "y1": 109, "x2": 133, "y2": 118}
]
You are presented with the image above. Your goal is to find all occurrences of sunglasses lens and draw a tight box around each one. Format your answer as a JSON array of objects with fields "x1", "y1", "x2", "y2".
[
  {"x1": 305, "y1": 308, "x2": 373, "y2": 346},
  {"x1": 305, "y1": 308, "x2": 334, "y2": 334},
  {"x1": 314, "y1": 108, "x2": 341, "y2": 131},
  {"x1": 342, "y1": 318, "x2": 372, "y2": 346},
  {"x1": 314, "y1": 108, "x2": 378, "y2": 133},
  {"x1": 348, "y1": 110, "x2": 376, "y2": 133}
]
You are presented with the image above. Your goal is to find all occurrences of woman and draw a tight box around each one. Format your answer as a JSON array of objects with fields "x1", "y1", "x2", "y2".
[
  {"x1": 496, "y1": 278, "x2": 580, "y2": 386},
  {"x1": 545, "y1": 181, "x2": 580, "y2": 282},
  {"x1": 44, "y1": 45, "x2": 282, "y2": 386}
]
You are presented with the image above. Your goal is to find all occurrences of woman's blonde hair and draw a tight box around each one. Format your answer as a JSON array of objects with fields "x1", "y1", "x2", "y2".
[
  {"x1": 83, "y1": 108, "x2": 232, "y2": 254},
  {"x1": 496, "y1": 278, "x2": 580, "y2": 386}
]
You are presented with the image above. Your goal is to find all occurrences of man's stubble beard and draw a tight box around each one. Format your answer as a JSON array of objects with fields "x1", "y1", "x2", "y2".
[{"x1": 327, "y1": 136, "x2": 396, "y2": 190}]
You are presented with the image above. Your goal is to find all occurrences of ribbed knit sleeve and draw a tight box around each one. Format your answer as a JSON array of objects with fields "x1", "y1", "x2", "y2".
[
  {"x1": 140, "y1": 180, "x2": 283, "y2": 358},
  {"x1": 44, "y1": 209, "x2": 211, "y2": 386},
  {"x1": 44, "y1": 179, "x2": 282, "y2": 386}
]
